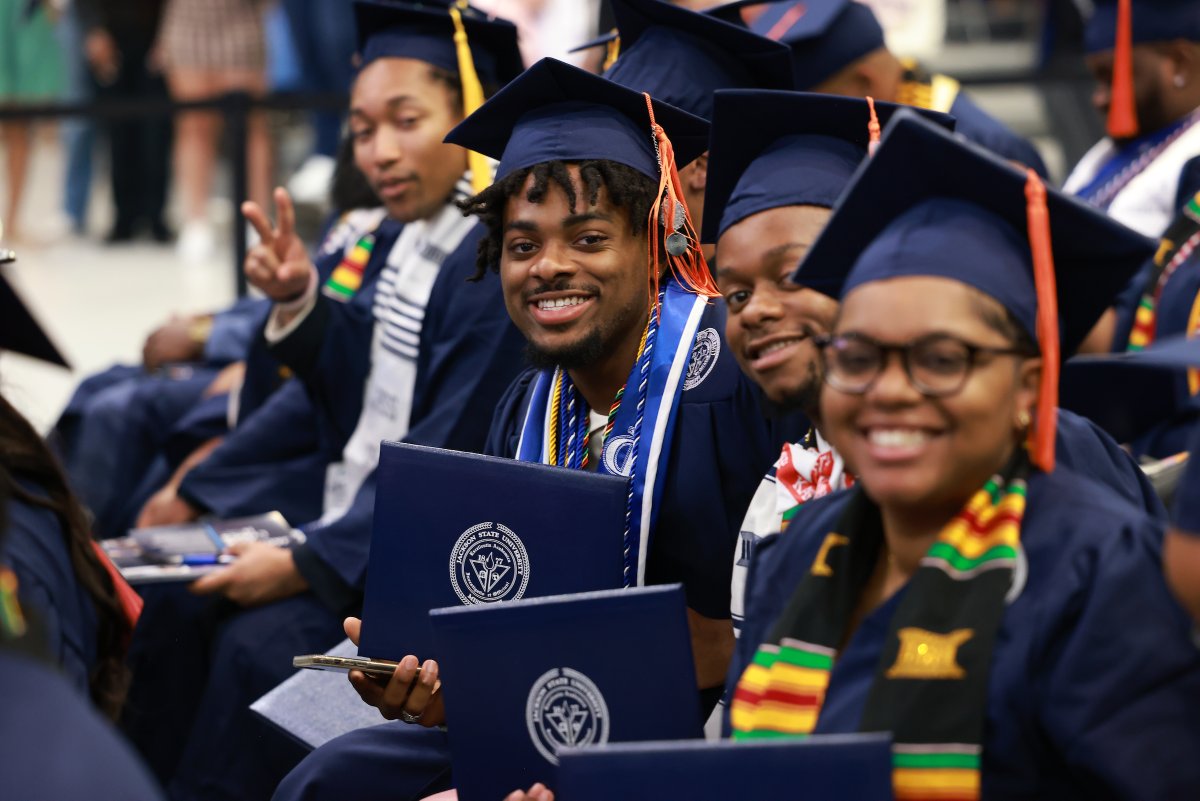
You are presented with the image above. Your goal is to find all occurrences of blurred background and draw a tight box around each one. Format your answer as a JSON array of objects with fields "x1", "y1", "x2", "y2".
[{"x1": 0, "y1": 0, "x2": 1099, "y2": 431}]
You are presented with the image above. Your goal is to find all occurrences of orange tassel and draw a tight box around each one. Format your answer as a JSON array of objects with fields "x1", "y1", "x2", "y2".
[
  {"x1": 1107, "y1": 0, "x2": 1138, "y2": 139},
  {"x1": 1024, "y1": 170, "x2": 1059, "y2": 473},
  {"x1": 866, "y1": 96, "x2": 881, "y2": 157},
  {"x1": 642, "y1": 93, "x2": 720, "y2": 312}
]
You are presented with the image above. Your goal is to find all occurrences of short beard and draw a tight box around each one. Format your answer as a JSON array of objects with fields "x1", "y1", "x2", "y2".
[
  {"x1": 525, "y1": 328, "x2": 607, "y2": 371},
  {"x1": 760, "y1": 360, "x2": 823, "y2": 419},
  {"x1": 523, "y1": 294, "x2": 646, "y2": 372}
]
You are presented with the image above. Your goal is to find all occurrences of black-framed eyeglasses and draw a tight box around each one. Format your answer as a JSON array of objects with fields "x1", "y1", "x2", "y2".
[{"x1": 814, "y1": 332, "x2": 1030, "y2": 398}]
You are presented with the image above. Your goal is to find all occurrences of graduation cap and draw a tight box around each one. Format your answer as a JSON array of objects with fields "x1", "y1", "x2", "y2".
[
  {"x1": 795, "y1": 109, "x2": 1156, "y2": 470},
  {"x1": 701, "y1": 90, "x2": 956, "y2": 243},
  {"x1": 587, "y1": 0, "x2": 794, "y2": 120},
  {"x1": 708, "y1": 0, "x2": 886, "y2": 91},
  {"x1": 353, "y1": 1, "x2": 523, "y2": 193},
  {"x1": 1085, "y1": 0, "x2": 1200, "y2": 140},
  {"x1": 0, "y1": 266, "x2": 69, "y2": 368},
  {"x1": 445, "y1": 57, "x2": 719, "y2": 301}
]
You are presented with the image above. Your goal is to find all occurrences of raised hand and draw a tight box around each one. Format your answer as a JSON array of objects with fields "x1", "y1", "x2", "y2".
[{"x1": 242, "y1": 187, "x2": 315, "y2": 302}]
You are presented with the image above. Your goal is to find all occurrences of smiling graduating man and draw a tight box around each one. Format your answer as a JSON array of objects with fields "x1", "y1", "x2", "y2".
[{"x1": 272, "y1": 56, "x2": 805, "y2": 801}]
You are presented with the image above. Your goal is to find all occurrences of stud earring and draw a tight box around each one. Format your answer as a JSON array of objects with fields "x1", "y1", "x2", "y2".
[
  {"x1": 1175, "y1": 74, "x2": 1187, "y2": 89},
  {"x1": 1016, "y1": 410, "x2": 1032, "y2": 430}
]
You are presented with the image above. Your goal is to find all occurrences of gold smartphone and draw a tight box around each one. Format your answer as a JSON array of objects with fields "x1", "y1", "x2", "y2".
[{"x1": 292, "y1": 654, "x2": 405, "y2": 678}]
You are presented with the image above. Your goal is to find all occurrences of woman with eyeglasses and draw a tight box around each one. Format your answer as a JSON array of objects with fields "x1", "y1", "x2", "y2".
[{"x1": 726, "y1": 115, "x2": 1200, "y2": 800}]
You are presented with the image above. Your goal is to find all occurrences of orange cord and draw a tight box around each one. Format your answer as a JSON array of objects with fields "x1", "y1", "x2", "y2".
[
  {"x1": 642, "y1": 93, "x2": 720, "y2": 313},
  {"x1": 866, "y1": 96, "x2": 881, "y2": 156},
  {"x1": 1024, "y1": 170, "x2": 1059, "y2": 472},
  {"x1": 1107, "y1": 0, "x2": 1138, "y2": 139}
]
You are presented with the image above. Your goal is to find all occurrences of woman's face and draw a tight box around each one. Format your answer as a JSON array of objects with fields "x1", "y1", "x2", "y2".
[{"x1": 820, "y1": 276, "x2": 1041, "y2": 516}]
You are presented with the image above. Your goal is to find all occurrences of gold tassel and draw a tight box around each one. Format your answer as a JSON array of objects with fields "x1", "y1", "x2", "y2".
[
  {"x1": 449, "y1": 5, "x2": 493, "y2": 195},
  {"x1": 604, "y1": 31, "x2": 621, "y2": 71}
]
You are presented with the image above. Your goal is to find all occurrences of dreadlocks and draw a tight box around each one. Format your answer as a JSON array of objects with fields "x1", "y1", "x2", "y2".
[{"x1": 458, "y1": 159, "x2": 661, "y2": 280}]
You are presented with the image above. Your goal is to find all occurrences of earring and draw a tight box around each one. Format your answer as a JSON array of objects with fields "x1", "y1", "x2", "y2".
[
  {"x1": 1016, "y1": 410, "x2": 1032, "y2": 430},
  {"x1": 1175, "y1": 74, "x2": 1187, "y2": 89}
]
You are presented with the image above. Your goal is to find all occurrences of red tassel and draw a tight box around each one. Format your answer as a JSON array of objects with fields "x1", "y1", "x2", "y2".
[
  {"x1": 91, "y1": 540, "x2": 143, "y2": 633},
  {"x1": 1024, "y1": 170, "x2": 1059, "y2": 473},
  {"x1": 642, "y1": 93, "x2": 720, "y2": 313},
  {"x1": 1107, "y1": 0, "x2": 1138, "y2": 139},
  {"x1": 866, "y1": 96, "x2": 881, "y2": 157}
]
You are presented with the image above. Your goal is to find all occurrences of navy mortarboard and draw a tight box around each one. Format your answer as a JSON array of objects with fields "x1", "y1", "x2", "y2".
[
  {"x1": 713, "y1": 0, "x2": 883, "y2": 91},
  {"x1": 795, "y1": 109, "x2": 1155, "y2": 469},
  {"x1": 445, "y1": 56, "x2": 711, "y2": 247},
  {"x1": 0, "y1": 265, "x2": 68, "y2": 368},
  {"x1": 352, "y1": 0, "x2": 523, "y2": 193},
  {"x1": 701, "y1": 90, "x2": 955, "y2": 244},
  {"x1": 598, "y1": 0, "x2": 794, "y2": 119},
  {"x1": 1085, "y1": 0, "x2": 1200, "y2": 139}
]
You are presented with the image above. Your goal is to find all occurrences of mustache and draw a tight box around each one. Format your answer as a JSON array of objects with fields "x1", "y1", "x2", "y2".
[{"x1": 521, "y1": 279, "x2": 601, "y2": 304}]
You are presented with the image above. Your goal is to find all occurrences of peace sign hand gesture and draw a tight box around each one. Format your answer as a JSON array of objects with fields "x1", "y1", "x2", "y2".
[{"x1": 242, "y1": 187, "x2": 315, "y2": 303}]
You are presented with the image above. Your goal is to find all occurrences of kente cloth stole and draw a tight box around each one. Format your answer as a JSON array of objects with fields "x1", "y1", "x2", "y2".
[
  {"x1": 322, "y1": 232, "x2": 376, "y2": 301},
  {"x1": 515, "y1": 278, "x2": 708, "y2": 587},
  {"x1": 897, "y1": 59, "x2": 960, "y2": 115},
  {"x1": 1127, "y1": 191, "x2": 1200, "y2": 351},
  {"x1": 731, "y1": 457, "x2": 1030, "y2": 801}
]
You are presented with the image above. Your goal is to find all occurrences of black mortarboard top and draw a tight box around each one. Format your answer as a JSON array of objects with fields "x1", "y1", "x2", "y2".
[
  {"x1": 709, "y1": 0, "x2": 886, "y2": 91},
  {"x1": 597, "y1": 0, "x2": 794, "y2": 120},
  {"x1": 1084, "y1": 0, "x2": 1200, "y2": 53},
  {"x1": 444, "y1": 57, "x2": 710, "y2": 182},
  {"x1": 701, "y1": 90, "x2": 955, "y2": 243},
  {"x1": 793, "y1": 109, "x2": 1155, "y2": 357},
  {"x1": 352, "y1": 0, "x2": 523, "y2": 86},
  {"x1": 0, "y1": 266, "x2": 69, "y2": 368}
]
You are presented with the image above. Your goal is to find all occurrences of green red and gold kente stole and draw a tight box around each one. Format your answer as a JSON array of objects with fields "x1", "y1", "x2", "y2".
[
  {"x1": 322, "y1": 232, "x2": 376, "y2": 302},
  {"x1": 1126, "y1": 192, "x2": 1200, "y2": 351},
  {"x1": 732, "y1": 456, "x2": 1029, "y2": 801}
]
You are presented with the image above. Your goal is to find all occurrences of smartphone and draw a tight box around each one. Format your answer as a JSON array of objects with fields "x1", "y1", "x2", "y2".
[{"x1": 293, "y1": 654, "x2": 407, "y2": 678}]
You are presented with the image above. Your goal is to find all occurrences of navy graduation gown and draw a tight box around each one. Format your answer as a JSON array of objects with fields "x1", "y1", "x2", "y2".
[
  {"x1": 949, "y1": 91, "x2": 1049, "y2": 179},
  {"x1": 1, "y1": 486, "x2": 97, "y2": 694},
  {"x1": 727, "y1": 465, "x2": 1200, "y2": 799},
  {"x1": 1, "y1": 650, "x2": 164, "y2": 801},
  {"x1": 486, "y1": 299, "x2": 808, "y2": 619}
]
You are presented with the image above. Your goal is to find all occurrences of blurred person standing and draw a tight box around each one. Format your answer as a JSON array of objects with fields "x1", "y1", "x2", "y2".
[
  {"x1": 157, "y1": 0, "x2": 272, "y2": 262},
  {"x1": 0, "y1": 0, "x2": 64, "y2": 244},
  {"x1": 55, "y1": 1, "x2": 96, "y2": 237},
  {"x1": 78, "y1": 0, "x2": 172, "y2": 243}
]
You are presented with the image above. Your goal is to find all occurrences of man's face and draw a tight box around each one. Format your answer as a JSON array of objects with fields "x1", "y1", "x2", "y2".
[
  {"x1": 499, "y1": 166, "x2": 650, "y2": 370},
  {"x1": 349, "y1": 58, "x2": 469, "y2": 222},
  {"x1": 717, "y1": 205, "x2": 839, "y2": 413},
  {"x1": 1086, "y1": 44, "x2": 1177, "y2": 140}
]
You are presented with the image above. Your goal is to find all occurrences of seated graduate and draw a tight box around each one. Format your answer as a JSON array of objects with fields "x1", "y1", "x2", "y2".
[
  {"x1": 726, "y1": 112, "x2": 1200, "y2": 799},
  {"x1": 0, "y1": 464, "x2": 163, "y2": 801},
  {"x1": 0, "y1": 268, "x2": 138, "y2": 720},
  {"x1": 117, "y1": 4, "x2": 529, "y2": 798},
  {"x1": 710, "y1": 0, "x2": 1048, "y2": 177},
  {"x1": 272, "y1": 57, "x2": 806, "y2": 801},
  {"x1": 1063, "y1": 0, "x2": 1200, "y2": 239},
  {"x1": 705, "y1": 89, "x2": 1165, "y2": 639}
]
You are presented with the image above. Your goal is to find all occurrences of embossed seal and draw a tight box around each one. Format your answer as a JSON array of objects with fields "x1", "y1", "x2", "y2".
[
  {"x1": 683, "y1": 327, "x2": 720, "y2": 391},
  {"x1": 448, "y1": 522, "x2": 530, "y2": 605},
  {"x1": 525, "y1": 667, "x2": 610, "y2": 765}
]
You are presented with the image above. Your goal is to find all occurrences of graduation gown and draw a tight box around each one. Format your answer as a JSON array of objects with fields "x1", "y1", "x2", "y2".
[
  {"x1": 727, "y1": 464, "x2": 1200, "y2": 799},
  {"x1": 1, "y1": 484, "x2": 97, "y2": 694},
  {"x1": 1, "y1": 650, "x2": 164, "y2": 801}
]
